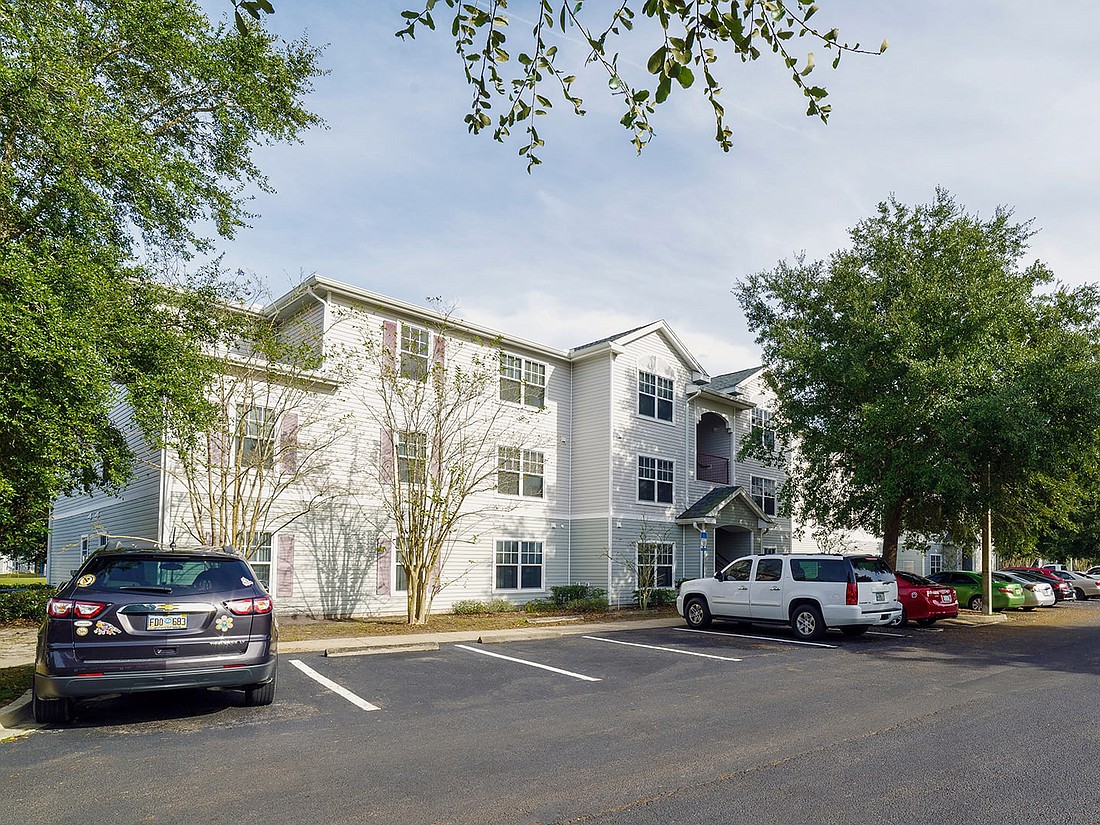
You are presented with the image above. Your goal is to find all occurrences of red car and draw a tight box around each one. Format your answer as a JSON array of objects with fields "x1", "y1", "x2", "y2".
[
  {"x1": 1001, "y1": 567, "x2": 1076, "y2": 602},
  {"x1": 891, "y1": 571, "x2": 959, "y2": 627}
]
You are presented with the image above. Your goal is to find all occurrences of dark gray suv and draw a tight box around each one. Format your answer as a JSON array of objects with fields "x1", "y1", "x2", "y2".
[{"x1": 33, "y1": 547, "x2": 278, "y2": 723}]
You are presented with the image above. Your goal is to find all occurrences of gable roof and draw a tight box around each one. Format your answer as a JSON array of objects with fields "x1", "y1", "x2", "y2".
[
  {"x1": 571, "y1": 320, "x2": 707, "y2": 379},
  {"x1": 708, "y1": 367, "x2": 764, "y2": 393},
  {"x1": 675, "y1": 485, "x2": 774, "y2": 526}
]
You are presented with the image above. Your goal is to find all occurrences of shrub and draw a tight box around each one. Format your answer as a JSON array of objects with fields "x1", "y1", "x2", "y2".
[
  {"x1": 486, "y1": 598, "x2": 517, "y2": 613},
  {"x1": 635, "y1": 587, "x2": 678, "y2": 607},
  {"x1": 563, "y1": 595, "x2": 609, "y2": 612},
  {"x1": 451, "y1": 600, "x2": 489, "y2": 615},
  {"x1": 523, "y1": 598, "x2": 555, "y2": 613},
  {"x1": 549, "y1": 584, "x2": 606, "y2": 606},
  {"x1": 0, "y1": 584, "x2": 55, "y2": 623}
]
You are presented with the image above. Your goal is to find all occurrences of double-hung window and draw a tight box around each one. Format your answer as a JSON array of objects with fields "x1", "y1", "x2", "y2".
[
  {"x1": 637, "y1": 542, "x2": 674, "y2": 588},
  {"x1": 497, "y1": 447, "x2": 545, "y2": 497},
  {"x1": 751, "y1": 407, "x2": 775, "y2": 450},
  {"x1": 397, "y1": 432, "x2": 427, "y2": 484},
  {"x1": 237, "y1": 405, "x2": 276, "y2": 468},
  {"x1": 638, "y1": 456, "x2": 674, "y2": 504},
  {"x1": 929, "y1": 553, "x2": 943, "y2": 576},
  {"x1": 751, "y1": 475, "x2": 777, "y2": 516},
  {"x1": 247, "y1": 531, "x2": 272, "y2": 590},
  {"x1": 400, "y1": 324, "x2": 430, "y2": 381},
  {"x1": 495, "y1": 540, "x2": 543, "y2": 590},
  {"x1": 638, "y1": 371, "x2": 673, "y2": 422},
  {"x1": 500, "y1": 354, "x2": 546, "y2": 408},
  {"x1": 395, "y1": 543, "x2": 408, "y2": 592}
]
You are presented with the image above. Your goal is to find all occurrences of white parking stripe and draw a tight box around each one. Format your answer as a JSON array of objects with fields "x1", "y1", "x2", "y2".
[
  {"x1": 583, "y1": 635, "x2": 743, "y2": 661},
  {"x1": 673, "y1": 627, "x2": 838, "y2": 649},
  {"x1": 456, "y1": 644, "x2": 601, "y2": 681},
  {"x1": 290, "y1": 659, "x2": 381, "y2": 711}
]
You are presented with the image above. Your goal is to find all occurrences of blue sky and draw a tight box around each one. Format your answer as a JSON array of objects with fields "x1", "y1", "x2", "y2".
[{"x1": 210, "y1": 1, "x2": 1100, "y2": 373}]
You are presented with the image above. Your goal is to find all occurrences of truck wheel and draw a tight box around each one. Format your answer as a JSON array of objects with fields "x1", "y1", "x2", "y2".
[
  {"x1": 684, "y1": 596, "x2": 712, "y2": 629},
  {"x1": 790, "y1": 604, "x2": 826, "y2": 641}
]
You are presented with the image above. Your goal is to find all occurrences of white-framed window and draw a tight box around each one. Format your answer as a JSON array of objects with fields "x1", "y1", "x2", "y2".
[
  {"x1": 637, "y1": 542, "x2": 674, "y2": 589},
  {"x1": 638, "y1": 371, "x2": 673, "y2": 422},
  {"x1": 247, "y1": 531, "x2": 273, "y2": 590},
  {"x1": 497, "y1": 446, "x2": 545, "y2": 498},
  {"x1": 495, "y1": 540, "x2": 544, "y2": 591},
  {"x1": 397, "y1": 431, "x2": 427, "y2": 484},
  {"x1": 499, "y1": 353, "x2": 546, "y2": 408},
  {"x1": 80, "y1": 535, "x2": 90, "y2": 562},
  {"x1": 237, "y1": 405, "x2": 277, "y2": 468},
  {"x1": 751, "y1": 475, "x2": 776, "y2": 516},
  {"x1": 395, "y1": 543, "x2": 408, "y2": 593},
  {"x1": 751, "y1": 406, "x2": 775, "y2": 450},
  {"x1": 929, "y1": 553, "x2": 943, "y2": 575},
  {"x1": 638, "y1": 456, "x2": 674, "y2": 504},
  {"x1": 400, "y1": 324, "x2": 430, "y2": 381}
]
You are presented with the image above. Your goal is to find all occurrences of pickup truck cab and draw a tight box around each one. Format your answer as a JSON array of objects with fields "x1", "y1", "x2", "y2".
[{"x1": 676, "y1": 553, "x2": 901, "y2": 641}]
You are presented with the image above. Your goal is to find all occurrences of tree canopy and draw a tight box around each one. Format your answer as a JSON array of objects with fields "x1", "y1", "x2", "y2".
[
  {"x1": 736, "y1": 189, "x2": 1100, "y2": 567},
  {"x1": 394, "y1": 0, "x2": 886, "y2": 168},
  {"x1": 0, "y1": 0, "x2": 323, "y2": 557}
]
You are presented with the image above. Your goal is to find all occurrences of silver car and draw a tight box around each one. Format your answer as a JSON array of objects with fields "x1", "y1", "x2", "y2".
[
  {"x1": 995, "y1": 571, "x2": 1055, "y2": 609},
  {"x1": 1051, "y1": 570, "x2": 1100, "y2": 601}
]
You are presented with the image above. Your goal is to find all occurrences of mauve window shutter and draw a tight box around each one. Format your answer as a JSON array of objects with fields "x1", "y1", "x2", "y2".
[
  {"x1": 276, "y1": 534, "x2": 295, "y2": 597},
  {"x1": 280, "y1": 412, "x2": 298, "y2": 473},
  {"x1": 376, "y1": 536, "x2": 391, "y2": 595},
  {"x1": 383, "y1": 320, "x2": 397, "y2": 362},
  {"x1": 433, "y1": 334, "x2": 445, "y2": 369}
]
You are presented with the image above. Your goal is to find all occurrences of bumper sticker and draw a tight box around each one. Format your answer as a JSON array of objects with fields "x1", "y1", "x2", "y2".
[
  {"x1": 93, "y1": 620, "x2": 122, "y2": 636},
  {"x1": 215, "y1": 615, "x2": 234, "y2": 633}
]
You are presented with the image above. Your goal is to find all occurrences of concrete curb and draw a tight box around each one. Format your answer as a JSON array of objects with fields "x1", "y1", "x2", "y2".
[{"x1": 0, "y1": 692, "x2": 36, "y2": 741}]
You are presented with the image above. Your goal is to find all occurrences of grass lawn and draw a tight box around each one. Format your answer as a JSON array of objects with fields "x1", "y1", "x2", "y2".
[
  {"x1": 0, "y1": 574, "x2": 46, "y2": 587},
  {"x1": 0, "y1": 665, "x2": 32, "y2": 707}
]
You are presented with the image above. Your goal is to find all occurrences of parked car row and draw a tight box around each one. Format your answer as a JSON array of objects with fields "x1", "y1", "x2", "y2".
[{"x1": 675, "y1": 554, "x2": 1098, "y2": 640}]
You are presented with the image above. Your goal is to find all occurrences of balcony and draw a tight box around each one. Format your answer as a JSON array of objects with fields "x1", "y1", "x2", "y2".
[{"x1": 696, "y1": 452, "x2": 729, "y2": 485}]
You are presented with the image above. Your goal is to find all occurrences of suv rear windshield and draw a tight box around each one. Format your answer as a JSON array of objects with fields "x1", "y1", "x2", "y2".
[
  {"x1": 848, "y1": 557, "x2": 895, "y2": 583},
  {"x1": 74, "y1": 556, "x2": 254, "y2": 595},
  {"x1": 790, "y1": 558, "x2": 851, "y2": 583}
]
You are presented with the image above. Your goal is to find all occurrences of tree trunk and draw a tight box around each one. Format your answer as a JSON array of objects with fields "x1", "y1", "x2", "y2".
[{"x1": 881, "y1": 501, "x2": 904, "y2": 569}]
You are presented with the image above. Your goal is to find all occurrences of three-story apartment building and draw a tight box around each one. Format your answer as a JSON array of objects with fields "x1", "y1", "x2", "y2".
[{"x1": 47, "y1": 276, "x2": 790, "y2": 616}]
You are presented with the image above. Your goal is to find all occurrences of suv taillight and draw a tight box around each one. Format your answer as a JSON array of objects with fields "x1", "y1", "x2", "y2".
[
  {"x1": 845, "y1": 582, "x2": 858, "y2": 605},
  {"x1": 47, "y1": 599, "x2": 106, "y2": 619},
  {"x1": 227, "y1": 597, "x2": 274, "y2": 616}
]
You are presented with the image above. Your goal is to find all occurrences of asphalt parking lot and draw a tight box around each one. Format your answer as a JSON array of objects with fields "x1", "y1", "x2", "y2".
[{"x1": 4, "y1": 602, "x2": 1099, "y2": 824}]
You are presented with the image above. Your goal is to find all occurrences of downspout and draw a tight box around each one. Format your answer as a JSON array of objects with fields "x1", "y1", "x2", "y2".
[
  {"x1": 684, "y1": 387, "x2": 703, "y2": 580},
  {"x1": 567, "y1": 361, "x2": 573, "y2": 584},
  {"x1": 607, "y1": 349, "x2": 615, "y2": 607}
]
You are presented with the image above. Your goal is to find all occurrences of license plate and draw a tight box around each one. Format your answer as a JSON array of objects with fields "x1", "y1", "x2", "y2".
[
  {"x1": 147, "y1": 614, "x2": 187, "y2": 631},
  {"x1": 875, "y1": 591, "x2": 885, "y2": 602}
]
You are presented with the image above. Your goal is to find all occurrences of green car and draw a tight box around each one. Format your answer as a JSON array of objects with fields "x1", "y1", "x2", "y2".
[{"x1": 927, "y1": 570, "x2": 1025, "y2": 611}]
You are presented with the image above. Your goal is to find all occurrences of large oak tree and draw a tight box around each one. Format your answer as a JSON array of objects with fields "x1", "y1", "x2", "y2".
[
  {"x1": 0, "y1": 0, "x2": 323, "y2": 558},
  {"x1": 736, "y1": 189, "x2": 1100, "y2": 569}
]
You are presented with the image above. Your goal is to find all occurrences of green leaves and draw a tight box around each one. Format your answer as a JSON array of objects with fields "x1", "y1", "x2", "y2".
[
  {"x1": 397, "y1": 0, "x2": 886, "y2": 163},
  {"x1": 735, "y1": 190, "x2": 1100, "y2": 567},
  {"x1": 0, "y1": 0, "x2": 323, "y2": 548}
]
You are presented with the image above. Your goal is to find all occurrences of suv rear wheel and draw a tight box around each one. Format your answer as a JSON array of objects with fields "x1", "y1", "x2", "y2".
[
  {"x1": 32, "y1": 682, "x2": 73, "y2": 724},
  {"x1": 244, "y1": 663, "x2": 277, "y2": 707},
  {"x1": 790, "y1": 604, "x2": 826, "y2": 641},
  {"x1": 684, "y1": 596, "x2": 712, "y2": 629}
]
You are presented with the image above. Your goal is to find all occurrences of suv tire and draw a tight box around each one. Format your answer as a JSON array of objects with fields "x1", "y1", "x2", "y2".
[
  {"x1": 683, "y1": 596, "x2": 712, "y2": 629},
  {"x1": 790, "y1": 604, "x2": 826, "y2": 641},
  {"x1": 32, "y1": 683, "x2": 73, "y2": 724},
  {"x1": 244, "y1": 665, "x2": 277, "y2": 707}
]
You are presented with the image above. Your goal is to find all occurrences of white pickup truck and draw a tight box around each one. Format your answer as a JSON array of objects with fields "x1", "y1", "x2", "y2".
[{"x1": 676, "y1": 553, "x2": 902, "y2": 641}]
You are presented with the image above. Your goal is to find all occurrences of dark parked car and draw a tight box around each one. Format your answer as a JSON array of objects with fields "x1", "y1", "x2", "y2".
[
  {"x1": 33, "y1": 547, "x2": 278, "y2": 723},
  {"x1": 891, "y1": 571, "x2": 958, "y2": 627},
  {"x1": 999, "y1": 568, "x2": 1075, "y2": 603},
  {"x1": 1001, "y1": 567, "x2": 1077, "y2": 602}
]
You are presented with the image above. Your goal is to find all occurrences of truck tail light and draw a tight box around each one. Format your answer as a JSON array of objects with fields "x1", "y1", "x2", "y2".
[{"x1": 845, "y1": 582, "x2": 858, "y2": 605}]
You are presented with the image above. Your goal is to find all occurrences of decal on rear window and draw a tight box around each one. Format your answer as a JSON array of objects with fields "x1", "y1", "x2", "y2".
[{"x1": 77, "y1": 574, "x2": 96, "y2": 587}]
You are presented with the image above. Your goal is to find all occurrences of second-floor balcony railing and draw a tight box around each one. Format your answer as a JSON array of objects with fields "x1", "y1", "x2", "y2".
[{"x1": 696, "y1": 452, "x2": 729, "y2": 485}]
